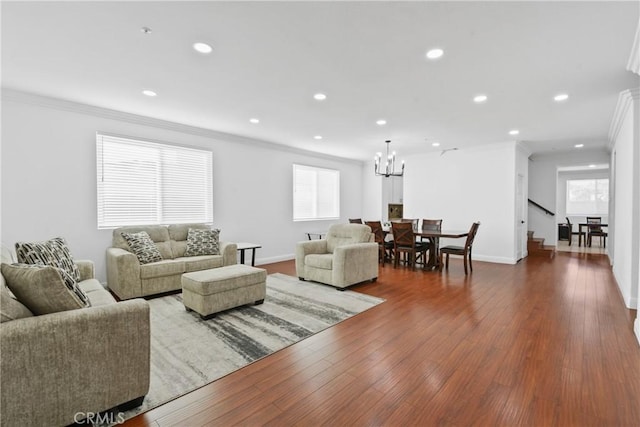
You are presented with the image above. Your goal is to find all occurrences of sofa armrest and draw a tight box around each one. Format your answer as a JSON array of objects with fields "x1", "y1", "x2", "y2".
[
  {"x1": 295, "y1": 240, "x2": 328, "y2": 278},
  {"x1": 332, "y1": 242, "x2": 379, "y2": 287},
  {"x1": 0, "y1": 300, "x2": 150, "y2": 427},
  {"x1": 75, "y1": 259, "x2": 95, "y2": 281},
  {"x1": 220, "y1": 241, "x2": 238, "y2": 266},
  {"x1": 106, "y1": 247, "x2": 142, "y2": 300}
]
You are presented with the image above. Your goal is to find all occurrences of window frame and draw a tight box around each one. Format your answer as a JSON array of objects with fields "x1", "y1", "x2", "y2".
[
  {"x1": 96, "y1": 132, "x2": 213, "y2": 229},
  {"x1": 292, "y1": 163, "x2": 340, "y2": 222},
  {"x1": 565, "y1": 178, "x2": 609, "y2": 216}
]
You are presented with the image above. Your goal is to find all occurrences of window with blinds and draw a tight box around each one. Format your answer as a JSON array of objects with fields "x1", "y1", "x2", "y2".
[
  {"x1": 566, "y1": 178, "x2": 609, "y2": 215},
  {"x1": 96, "y1": 133, "x2": 213, "y2": 229},
  {"x1": 293, "y1": 164, "x2": 340, "y2": 221}
]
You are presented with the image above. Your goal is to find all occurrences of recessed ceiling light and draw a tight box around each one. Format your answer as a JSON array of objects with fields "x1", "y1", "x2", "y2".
[
  {"x1": 588, "y1": 164, "x2": 596, "y2": 168},
  {"x1": 249, "y1": 118, "x2": 259, "y2": 124},
  {"x1": 554, "y1": 93, "x2": 569, "y2": 102},
  {"x1": 509, "y1": 130, "x2": 520, "y2": 135},
  {"x1": 426, "y1": 48, "x2": 444, "y2": 60},
  {"x1": 314, "y1": 135, "x2": 323, "y2": 140},
  {"x1": 142, "y1": 90, "x2": 157, "y2": 97},
  {"x1": 140, "y1": 27, "x2": 152, "y2": 34},
  {"x1": 432, "y1": 142, "x2": 440, "y2": 147},
  {"x1": 473, "y1": 94, "x2": 488, "y2": 103},
  {"x1": 376, "y1": 119, "x2": 387, "y2": 126},
  {"x1": 574, "y1": 144, "x2": 584, "y2": 148},
  {"x1": 313, "y1": 93, "x2": 327, "y2": 101},
  {"x1": 193, "y1": 42, "x2": 213, "y2": 54}
]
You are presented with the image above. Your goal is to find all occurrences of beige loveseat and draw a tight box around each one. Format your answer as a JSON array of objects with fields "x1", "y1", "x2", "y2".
[
  {"x1": 106, "y1": 223, "x2": 237, "y2": 300},
  {"x1": 0, "y1": 258, "x2": 150, "y2": 427},
  {"x1": 296, "y1": 223, "x2": 379, "y2": 289}
]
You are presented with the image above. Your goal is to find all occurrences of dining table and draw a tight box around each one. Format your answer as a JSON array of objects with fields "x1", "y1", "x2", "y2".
[
  {"x1": 414, "y1": 230, "x2": 470, "y2": 269},
  {"x1": 382, "y1": 226, "x2": 469, "y2": 270},
  {"x1": 576, "y1": 223, "x2": 608, "y2": 247}
]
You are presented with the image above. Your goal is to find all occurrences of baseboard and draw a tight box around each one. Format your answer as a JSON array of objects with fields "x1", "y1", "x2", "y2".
[
  {"x1": 254, "y1": 254, "x2": 295, "y2": 266},
  {"x1": 635, "y1": 318, "x2": 640, "y2": 347},
  {"x1": 471, "y1": 254, "x2": 518, "y2": 265}
]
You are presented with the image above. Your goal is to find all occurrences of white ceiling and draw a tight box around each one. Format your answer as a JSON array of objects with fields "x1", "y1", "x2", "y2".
[{"x1": 2, "y1": 1, "x2": 639, "y2": 161}]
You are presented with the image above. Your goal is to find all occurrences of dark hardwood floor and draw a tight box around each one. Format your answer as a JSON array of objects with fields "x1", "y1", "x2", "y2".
[{"x1": 125, "y1": 252, "x2": 640, "y2": 426}]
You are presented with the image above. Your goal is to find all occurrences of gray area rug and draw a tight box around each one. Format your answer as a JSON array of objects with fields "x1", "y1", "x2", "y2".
[{"x1": 120, "y1": 273, "x2": 384, "y2": 421}]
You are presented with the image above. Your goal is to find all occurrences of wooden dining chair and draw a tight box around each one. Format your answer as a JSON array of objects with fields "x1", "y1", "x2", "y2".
[
  {"x1": 439, "y1": 222, "x2": 480, "y2": 275},
  {"x1": 391, "y1": 221, "x2": 428, "y2": 270},
  {"x1": 586, "y1": 217, "x2": 607, "y2": 248},
  {"x1": 420, "y1": 219, "x2": 443, "y2": 242},
  {"x1": 349, "y1": 218, "x2": 363, "y2": 224},
  {"x1": 365, "y1": 221, "x2": 394, "y2": 264},
  {"x1": 565, "y1": 217, "x2": 586, "y2": 247}
]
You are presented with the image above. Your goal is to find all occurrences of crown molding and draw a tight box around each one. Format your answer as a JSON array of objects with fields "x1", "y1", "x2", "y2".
[
  {"x1": 1, "y1": 88, "x2": 364, "y2": 166},
  {"x1": 627, "y1": 20, "x2": 640, "y2": 75},
  {"x1": 608, "y1": 87, "x2": 640, "y2": 149}
]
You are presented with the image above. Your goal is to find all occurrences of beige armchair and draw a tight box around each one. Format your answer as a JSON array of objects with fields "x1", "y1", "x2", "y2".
[{"x1": 295, "y1": 224, "x2": 379, "y2": 289}]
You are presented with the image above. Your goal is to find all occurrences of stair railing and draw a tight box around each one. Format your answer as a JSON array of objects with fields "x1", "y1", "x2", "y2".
[{"x1": 528, "y1": 199, "x2": 555, "y2": 216}]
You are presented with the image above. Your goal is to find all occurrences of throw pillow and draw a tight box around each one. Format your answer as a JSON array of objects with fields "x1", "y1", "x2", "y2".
[
  {"x1": 121, "y1": 231, "x2": 163, "y2": 264},
  {"x1": 1, "y1": 263, "x2": 90, "y2": 315},
  {"x1": 184, "y1": 228, "x2": 220, "y2": 256},
  {"x1": 15, "y1": 237, "x2": 81, "y2": 290}
]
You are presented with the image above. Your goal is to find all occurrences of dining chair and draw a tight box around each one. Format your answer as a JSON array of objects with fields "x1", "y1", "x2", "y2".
[
  {"x1": 420, "y1": 219, "x2": 443, "y2": 241},
  {"x1": 565, "y1": 217, "x2": 586, "y2": 247},
  {"x1": 586, "y1": 217, "x2": 607, "y2": 248},
  {"x1": 391, "y1": 221, "x2": 428, "y2": 270},
  {"x1": 365, "y1": 221, "x2": 394, "y2": 264},
  {"x1": 349, "y1": 218, "x2": 363, "y2": 224},
  {"x1": 439, "y1": 222, "x2": 480, "y2": 275}
]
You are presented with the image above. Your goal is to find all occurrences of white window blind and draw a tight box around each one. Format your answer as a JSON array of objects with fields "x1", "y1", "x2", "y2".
[
  {"x1": 96, "y1": 133, "x2": 213, "y2": 228},
  {"x1": 566, "y1": 178, "x2": 609, "y2": 215},
  {"x1": 293, "y1": 164, "x2": 340, "y2": 221}
]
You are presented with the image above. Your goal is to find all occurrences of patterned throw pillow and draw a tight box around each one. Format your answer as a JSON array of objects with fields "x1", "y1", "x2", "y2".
[
  {"x1": 15, "y1": 237, "x2": 81, "y2": 290},
  {"x1": 121, "y1": 231, "x2": 163, "y2": 264},
  {"x1": 184, "y1": 228, "x2": 220, "y2": 256},
  {"x1": 1, "y1": 263, "x2": 90, "y2": 315}
]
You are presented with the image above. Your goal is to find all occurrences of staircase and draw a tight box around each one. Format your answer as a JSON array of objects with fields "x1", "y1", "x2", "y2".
[{"x1": 527, "y1": 231, "x2": 556, "y2": 258}]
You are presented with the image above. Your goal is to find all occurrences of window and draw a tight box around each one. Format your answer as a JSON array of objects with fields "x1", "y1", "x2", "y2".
[
  {"x1": 566, "y1": 178, "x2": 609, "y2": 215},
  {"x1": 293, "y1": 164, "x2": 340, "y2": 221},
  {"x1": 97, "y1": 133, "x2": 213, "y2": 228}
]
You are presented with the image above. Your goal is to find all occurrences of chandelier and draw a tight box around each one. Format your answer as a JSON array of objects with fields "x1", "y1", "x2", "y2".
[{"x1": 374, "y1": 140, "x2": 405, "y2": 177}]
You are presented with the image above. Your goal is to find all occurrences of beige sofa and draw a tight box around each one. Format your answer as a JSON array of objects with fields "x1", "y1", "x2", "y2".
[
  {"x1": 296, "y1": 223, "x2": 379, "y2": 289},
  {"x1": 0, "y1": 258, "x2": 150, "y2": 427},
  {"x1": 106, "y1": 223, "x2": 237, "y2": 300}
]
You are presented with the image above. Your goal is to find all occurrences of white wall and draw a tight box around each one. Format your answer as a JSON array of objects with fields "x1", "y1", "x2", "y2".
[
  {"x1": 610, "y1": 93, "x2": 639, "y2": 310},
  {"x1": 528, "y1": 150, "x2": 610, "y2": 245},
  {"x1": 403, "y1": 142, "x2": 519, "y2": 264},
  {"x1": 1, "y1": 93, "x2": 364, "y2": 282},
  {"x1": 361, "y1": 165, "x2": 383, "y2": 221}
]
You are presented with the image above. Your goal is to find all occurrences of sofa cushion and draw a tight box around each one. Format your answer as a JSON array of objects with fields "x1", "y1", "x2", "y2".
[
  {"x1": 78, "y1": 279, "x2": 116, "y2": 307},
  {"x1": 113, "y1": 225, "x2": 173, "y2": 259},
  {"x1": 1, "y1": 263, "x2": 90, "y2": 315},
  {"x1": 15, "y1": 237, "x2": 81, "y2": 289},
  {"x1": 184, "y1": 228, "x2": 220, "y2": 256},
  {"x1": 0, "y1": 285, "x2": 33, "y2": 323},
  {"x1": 181, "y1": 255, "x2": 224, "y2": 272},
  {"x1": 326, "y1": 224, "x2": 373, "y2": 253},
  {"x1": 121, "y1": 231, "x2": 163, "y2": 264},
  {"x1": 140, "y1": 259, "x2": 185, "y2": 279},
  {"x1": 305, "y1": 253, "x2": 334, "y2": 270}
]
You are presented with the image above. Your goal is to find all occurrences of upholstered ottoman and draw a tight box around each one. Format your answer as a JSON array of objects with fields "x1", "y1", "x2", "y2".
[{"x1": 181, "y1": 264, "x2": 267, "y2": 319}]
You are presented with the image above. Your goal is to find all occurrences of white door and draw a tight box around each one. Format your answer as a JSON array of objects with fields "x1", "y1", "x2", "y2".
[{"x1": 517, "y1": 174, "x2": 526, "y2": 260}]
